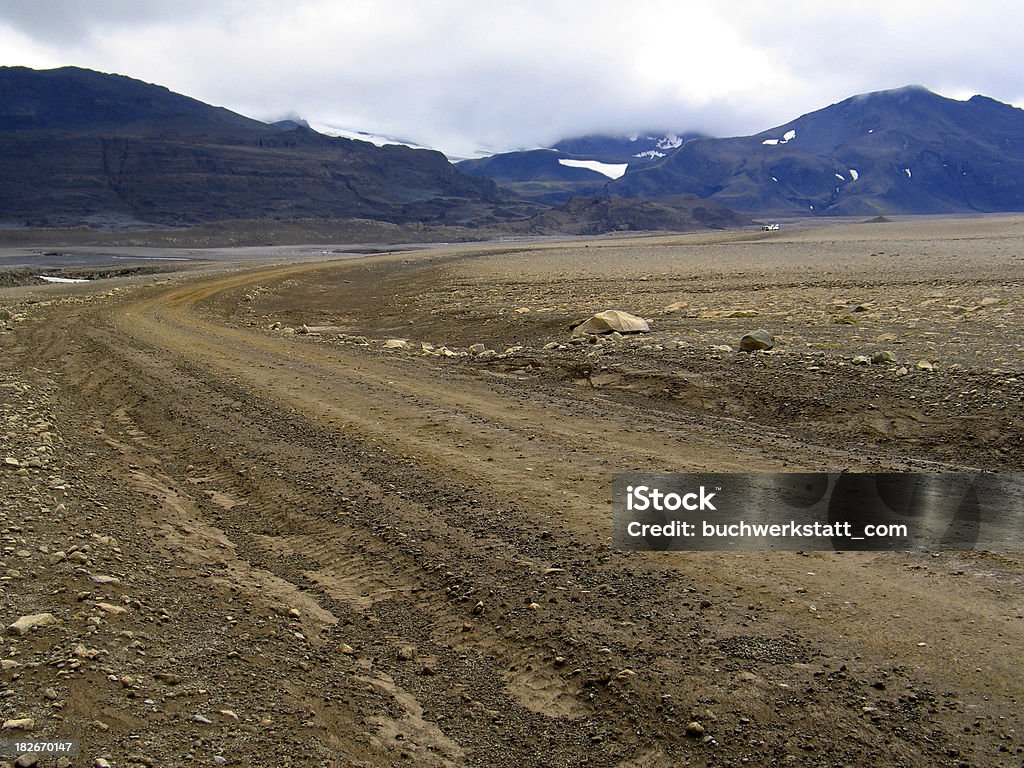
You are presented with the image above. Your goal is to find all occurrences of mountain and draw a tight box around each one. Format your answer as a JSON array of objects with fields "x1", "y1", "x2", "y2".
[
  {"x1": 0, "y1": 66, "x2": 517, "y2": 229},
  {"x1": 609, "y1": 86, "x2": 1024, "y2": 215},
  {"x1": 551, "y1": 132, "x2": 707, "y2": 163},
  {"x1": 457, "y1": 131, "x2": 706, "y2": 204}
]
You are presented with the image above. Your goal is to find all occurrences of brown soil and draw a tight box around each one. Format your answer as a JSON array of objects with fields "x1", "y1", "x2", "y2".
[{"x1": 1, "y1": 217, "x2": 1022, "y2": 767}]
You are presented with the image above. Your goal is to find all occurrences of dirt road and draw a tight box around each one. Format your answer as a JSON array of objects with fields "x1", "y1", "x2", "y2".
[{"x1": 2, "y1": 224, "x2": 1022, "y2": 766}]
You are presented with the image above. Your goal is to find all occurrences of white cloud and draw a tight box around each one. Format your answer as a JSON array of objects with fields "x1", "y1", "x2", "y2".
[{"x1": 0, "y1": 0, "x2": 1022, "y2": 155}]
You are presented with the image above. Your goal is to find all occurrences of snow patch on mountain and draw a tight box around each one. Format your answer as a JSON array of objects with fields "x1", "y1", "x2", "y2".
[
  {"x1": 762, "y1": 129, "x2": 797, "y2": 146},
  {"x1": 558, "y1": 159, "x2": 629, "y2": 179}
]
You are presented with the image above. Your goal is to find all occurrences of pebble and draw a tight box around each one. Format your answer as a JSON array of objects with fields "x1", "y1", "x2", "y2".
[
  {"x1": 14, "y1": 755, "x2": 38, "y2": 768},
  {"x1": 2, "y1": 718, "x2": 35, "y2": 731},
  {"x1": 397, "y1": 644, "x2": 417, "y2": 661},
  {"x1": 685, "y1": 721, "x2": 705, "y2": 737},
  {"x1": 191, "y1": 714, "x2": 213, "y2": 725}
]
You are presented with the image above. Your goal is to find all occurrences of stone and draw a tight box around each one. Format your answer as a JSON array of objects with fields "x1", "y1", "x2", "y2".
[
  {"x1": 90, "y1": 575, "x2": 121, "y2": 586},
  {"x1": 96, "y1": 602, "x2": 128, "y2": 615},
  {"x1": 871, "y1": 350, "x2": 896, "y2": 364},
  {"x1": 397, "y1": 644, "x2": 417, "y2": 661},
  {"x1": 14, "y1": 755, "x2": 38, "y2": 768},
  {"x1": 74, "y1": 644, "x2": 102, "y2": 660},
  {"x1": 739, "y1": 329, "x2": 774, "y2": 352},
  {"x1": 8, "y1": 613, "x2": 58, "y2": 635},
  {"x1": 94, "y1": 760, "x2": 112, "y2": 768},
  {"x1": 191, "y1": 714, "x2": 213, "y2": 725},
  {"x1": 685, "y1": 721, "x2": 705, "y2": 737},
  {"x1": 383, "y1": 339, "x2": 410, "y2": 350},
  {"x1": 468, "y1": 343, "x2": 486, "y2": 354},
  {"x1": 916, "y1": 360, "x2": 935, "y2": 371},
  {"x1": 572, "y1": 310, "x2": 650, "y2": 337},
  {"x1": 2, "y1": 718, "x2": 34, "y2": 730},
  {"x1": 852, "y1": 355, "x2": 870, "y2": 365}
]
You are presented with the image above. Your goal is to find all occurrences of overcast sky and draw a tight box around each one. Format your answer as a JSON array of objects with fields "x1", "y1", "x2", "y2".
[{"x1": 1, "y1": 0, "x2": 1022, "y2": 157}]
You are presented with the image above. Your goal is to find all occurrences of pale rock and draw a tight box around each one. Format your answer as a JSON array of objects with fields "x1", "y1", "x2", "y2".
[
  {"x1": 8, "y1": 613, "x2": 58, "y2": 635},
  {"x1": 572, "y1": 310, "x2": 650, "y2": 337}
]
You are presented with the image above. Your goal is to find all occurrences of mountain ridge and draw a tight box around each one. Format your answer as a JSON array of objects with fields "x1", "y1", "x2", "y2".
[{"x1": 609, "y1": 86, "x2": 1024, "y2": 215}]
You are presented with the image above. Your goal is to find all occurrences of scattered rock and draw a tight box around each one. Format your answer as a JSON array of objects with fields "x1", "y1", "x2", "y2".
[
  {"x1": 14, "y1": 755, "x2": 39, "y2": 768},
  {"x1": 8, "y1": 613, "x2": 58, "y2": 636},
  {"x1": 571, "y1": 310, "x2": 650, "y2": 337},
  {"x1": 397, "y1": 644, "x2": 417, "y2": 661},
  {"x1": 916, "y1": 360, "x2": 935, "y2": 371},
  {"x1": 2, "y1": 718, "x2": 34, "y2": 731},
  {"x1": 871, "y1": 350, "x2": 896, "y2": 364},
  {"x1": 383, "y1": 338, "x2": 410, "y2": 350},
  {"x1": 852, "y1": 355, "x2": 870, "y2": 366},
  {"x1": 685, "y1": 721, "x2": 705, "y2": 737},
  {"x1": 96, "y1": 602, "x2": 128, "y2": 615},
  {"x1": 468, "y1": 343, "x2": 486, "y2": 354}
]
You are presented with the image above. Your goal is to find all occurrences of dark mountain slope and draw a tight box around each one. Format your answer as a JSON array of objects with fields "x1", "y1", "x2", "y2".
[{"x1": 0, "y1": 66, "x2": 512, "y2": 228}]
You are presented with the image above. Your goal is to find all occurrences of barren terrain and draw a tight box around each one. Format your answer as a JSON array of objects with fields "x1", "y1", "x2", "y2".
[{"x1": 1, "y1": 217, "x2": 1022, "y2": 767}]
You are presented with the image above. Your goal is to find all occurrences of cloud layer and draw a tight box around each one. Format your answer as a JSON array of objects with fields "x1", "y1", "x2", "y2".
[{"x1": 1, "y1": 0, "x2": 1021, "y2": 156}]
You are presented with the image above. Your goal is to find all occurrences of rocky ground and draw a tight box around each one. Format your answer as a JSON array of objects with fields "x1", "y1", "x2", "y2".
[{"x1": 1, "y1": 217, "x2": 1022, "y2": 767}]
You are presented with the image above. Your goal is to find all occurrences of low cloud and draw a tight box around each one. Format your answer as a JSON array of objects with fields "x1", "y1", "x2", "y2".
[{"x1": 0, "y1": 0, "x2": 1021, "y2": 156}]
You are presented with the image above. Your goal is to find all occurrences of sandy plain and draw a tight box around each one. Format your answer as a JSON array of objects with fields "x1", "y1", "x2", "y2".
[{"x1": 0, "y1": 216, "x2": 1022, "y2": 767}]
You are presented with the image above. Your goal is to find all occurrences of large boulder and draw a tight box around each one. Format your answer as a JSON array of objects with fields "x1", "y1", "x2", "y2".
[
  {"x1": 739, "y1": 329, "x2": 774, "y2": 351},
  {"x1": 572, "y1": 310, "x2": 650, "y2": 337}
]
